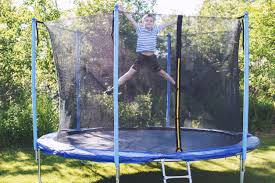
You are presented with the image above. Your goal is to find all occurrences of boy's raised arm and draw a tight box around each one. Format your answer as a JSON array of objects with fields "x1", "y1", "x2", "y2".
[
  {"x1": 118, "y1": 2, "x2": 138, "y2": 29},
  {"x1": 159, "y1": 19, "x2": 177, "y2": 30},
  {"x1": 123, "y1": 12, "x2": 138, "y2": 29}
]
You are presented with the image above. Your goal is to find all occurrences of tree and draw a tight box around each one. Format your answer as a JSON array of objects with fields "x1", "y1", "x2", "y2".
[{"x1": 0, "y1": 0, "x2": 61, "y2": 147}]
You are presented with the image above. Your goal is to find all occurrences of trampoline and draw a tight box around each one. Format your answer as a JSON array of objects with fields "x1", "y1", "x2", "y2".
[
  {"x1": 32, "y1": 6, "x2": 260, "y2": 183},
  {"x1": 38, "y1": 128, "x2": 259, "y2": 163}
]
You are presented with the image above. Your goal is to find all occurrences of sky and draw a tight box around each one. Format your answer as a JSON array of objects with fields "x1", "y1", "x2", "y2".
[
  {"x1": 54, "y1": 0, "x2": 204, "y2": 15},
  {"x1": 154, "y1": 0, "x2": 204, "y2": 15}
]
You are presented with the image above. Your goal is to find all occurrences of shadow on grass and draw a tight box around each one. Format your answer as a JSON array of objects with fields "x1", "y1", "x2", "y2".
[
  {"x1": 95, "y1": 165, "x2": 274, "y2": 183},
  {"x1": 0, "y1": 149, "x2": 86, "y2": 176},
  {"x1": 0, "y1": 154, "x2": 274, "y2": 183}
]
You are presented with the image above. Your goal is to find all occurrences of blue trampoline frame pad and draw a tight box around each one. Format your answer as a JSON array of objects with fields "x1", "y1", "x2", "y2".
[{"x1": 37, "y1": 128, "x2": 260, "y2": 164}]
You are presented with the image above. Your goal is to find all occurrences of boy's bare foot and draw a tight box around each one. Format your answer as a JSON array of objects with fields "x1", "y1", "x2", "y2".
[
  {"x1": 104, "y1": 87, "x2": 122, "y2": 95},
  {"x1": 104, "y1": 88, "x2": 113, "y2": 95}
]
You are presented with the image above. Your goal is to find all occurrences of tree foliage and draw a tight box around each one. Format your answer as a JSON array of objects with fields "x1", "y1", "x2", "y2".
[
  {"x1": 74, "y1": 0, "x2": 157, "y2": 16},
  {"x1": 0, "y1": 0, "x2": 60, "y2": 147},
  {"x1": 1, "y1": 0, "x2": 273, "y2": 148},
  {"x1": 0, "y1": 0, "x2": 159, "y2": 147}
]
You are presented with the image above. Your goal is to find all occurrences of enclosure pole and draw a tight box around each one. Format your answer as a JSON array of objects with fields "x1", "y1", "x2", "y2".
[
  {"x1": 31, "y1": 18, "x2": 38, "y2": 157},
  {"x1": 113, "y1": 4, "x2": 120, "y2": 183},
  {"x1": 241, "y1": 12, "x2": 250, "y2": 183},
  {"x1": 175, "y1": 15, "x2": 183, "y2": 152},
  {"x1": 166, "y1": 33, "x2": 171, "y2": 127},
  {"x1": 75, "y1": 30, "x2": 81, "y2": 130}
]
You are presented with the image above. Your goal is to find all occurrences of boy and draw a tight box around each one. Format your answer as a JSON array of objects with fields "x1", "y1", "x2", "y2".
[{"x1": 105, "y1": 3, "x2": 176, "y2": 95}]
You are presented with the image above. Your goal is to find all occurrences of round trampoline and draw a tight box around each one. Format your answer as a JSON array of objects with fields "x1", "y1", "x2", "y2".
[
  {"x1": 37, "y1": 128, "x2": 259, "y2": 163},
  {"x1": 32, "y1": 9, "x2": 259, "y2": 183}
]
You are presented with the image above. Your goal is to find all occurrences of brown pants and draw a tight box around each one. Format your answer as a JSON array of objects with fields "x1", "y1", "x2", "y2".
[{"x1": 131, "y1": 53, "x2": 161, "y2": 72}]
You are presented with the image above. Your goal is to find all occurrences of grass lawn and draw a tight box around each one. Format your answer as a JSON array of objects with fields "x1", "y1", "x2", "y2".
[{"x1": 0, "y1": 133, "x2": 274, "y2": 183}]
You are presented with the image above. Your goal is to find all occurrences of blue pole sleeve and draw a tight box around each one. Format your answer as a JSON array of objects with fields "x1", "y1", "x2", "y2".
[
  {"x1": 166, "y1": 33, "x2": 171, "y2": 127},
  {"x1": 113, "y1": 4, "x2": 120, "y2": 168},
  {"x1": 31, "y1": 18, "x2": 38, "y2": 150},
  {"x1": 242, "y1": 12, "x2": 249, "y2": 160}
]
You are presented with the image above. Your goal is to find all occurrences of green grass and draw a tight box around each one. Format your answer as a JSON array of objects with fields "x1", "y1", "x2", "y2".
[{"x1": 0, "y1": 133, "x2": 274, "y2": 183}]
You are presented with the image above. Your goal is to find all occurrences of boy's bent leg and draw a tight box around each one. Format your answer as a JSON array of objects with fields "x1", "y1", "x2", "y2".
[
  {"x1": 158, "y1": 69, "x2": 176, "y2": 85},
  {"x1": 105, "y1": 67, "x2": 137, "y2": 95},
  {"x1": 118, "y1": 67, "x2": 137, "y2": 86}
]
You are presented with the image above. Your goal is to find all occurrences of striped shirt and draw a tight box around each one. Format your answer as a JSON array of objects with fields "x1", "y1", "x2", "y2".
[{"x1": 136, "y1": 25, "x2": 162, "y2": 53}]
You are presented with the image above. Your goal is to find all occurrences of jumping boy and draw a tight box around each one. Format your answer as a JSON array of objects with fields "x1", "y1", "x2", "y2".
[{"x1": 105, "y1": 3, "x2": 176, "y2": 95}]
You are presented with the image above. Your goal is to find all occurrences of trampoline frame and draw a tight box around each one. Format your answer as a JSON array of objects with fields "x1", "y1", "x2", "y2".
[{"x1": 31, "y1": 5, "x2": 253, "y2": 183}]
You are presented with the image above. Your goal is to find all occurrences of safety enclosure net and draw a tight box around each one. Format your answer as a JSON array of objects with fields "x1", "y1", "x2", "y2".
[{"x1": 44, "y1": 12, "x2": 243, "y2": 151}]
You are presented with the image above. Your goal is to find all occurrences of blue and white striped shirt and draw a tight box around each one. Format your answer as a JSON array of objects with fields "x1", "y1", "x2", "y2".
[{"x1": 136, "y1": 25, "x2": 162, "y2": 53}]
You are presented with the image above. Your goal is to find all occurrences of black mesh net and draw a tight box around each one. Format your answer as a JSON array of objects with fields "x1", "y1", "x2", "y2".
[
  {"x1": 45, "y1": 14, "x2": 115, "y2": 130},
  {"x1": 44, "y1": 12, "x2": 242, "y2": 149},
  {"x1": 181, "y1": 16, "x2": 242, "y2": 131}
]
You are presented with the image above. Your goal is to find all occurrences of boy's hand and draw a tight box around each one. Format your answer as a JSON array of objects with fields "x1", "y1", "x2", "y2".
[
  {"x1": 118, "y1": 0, "x2": 131, "y2": 12},
  {"x1": 117, "y1": 0, "x2": 124, "y2": 10}
]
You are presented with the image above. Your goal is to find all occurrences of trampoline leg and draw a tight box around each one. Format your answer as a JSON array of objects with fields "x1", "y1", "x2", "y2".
[
  {"x1": 240, "y1": 159, "x2": 245, "y2": 183},
  {"x1": 115, "y1": 166, "x2": 120, "y2": 183},
  {"x1": 37, "y1": 149, "x2": 42, "y2": 183}
]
